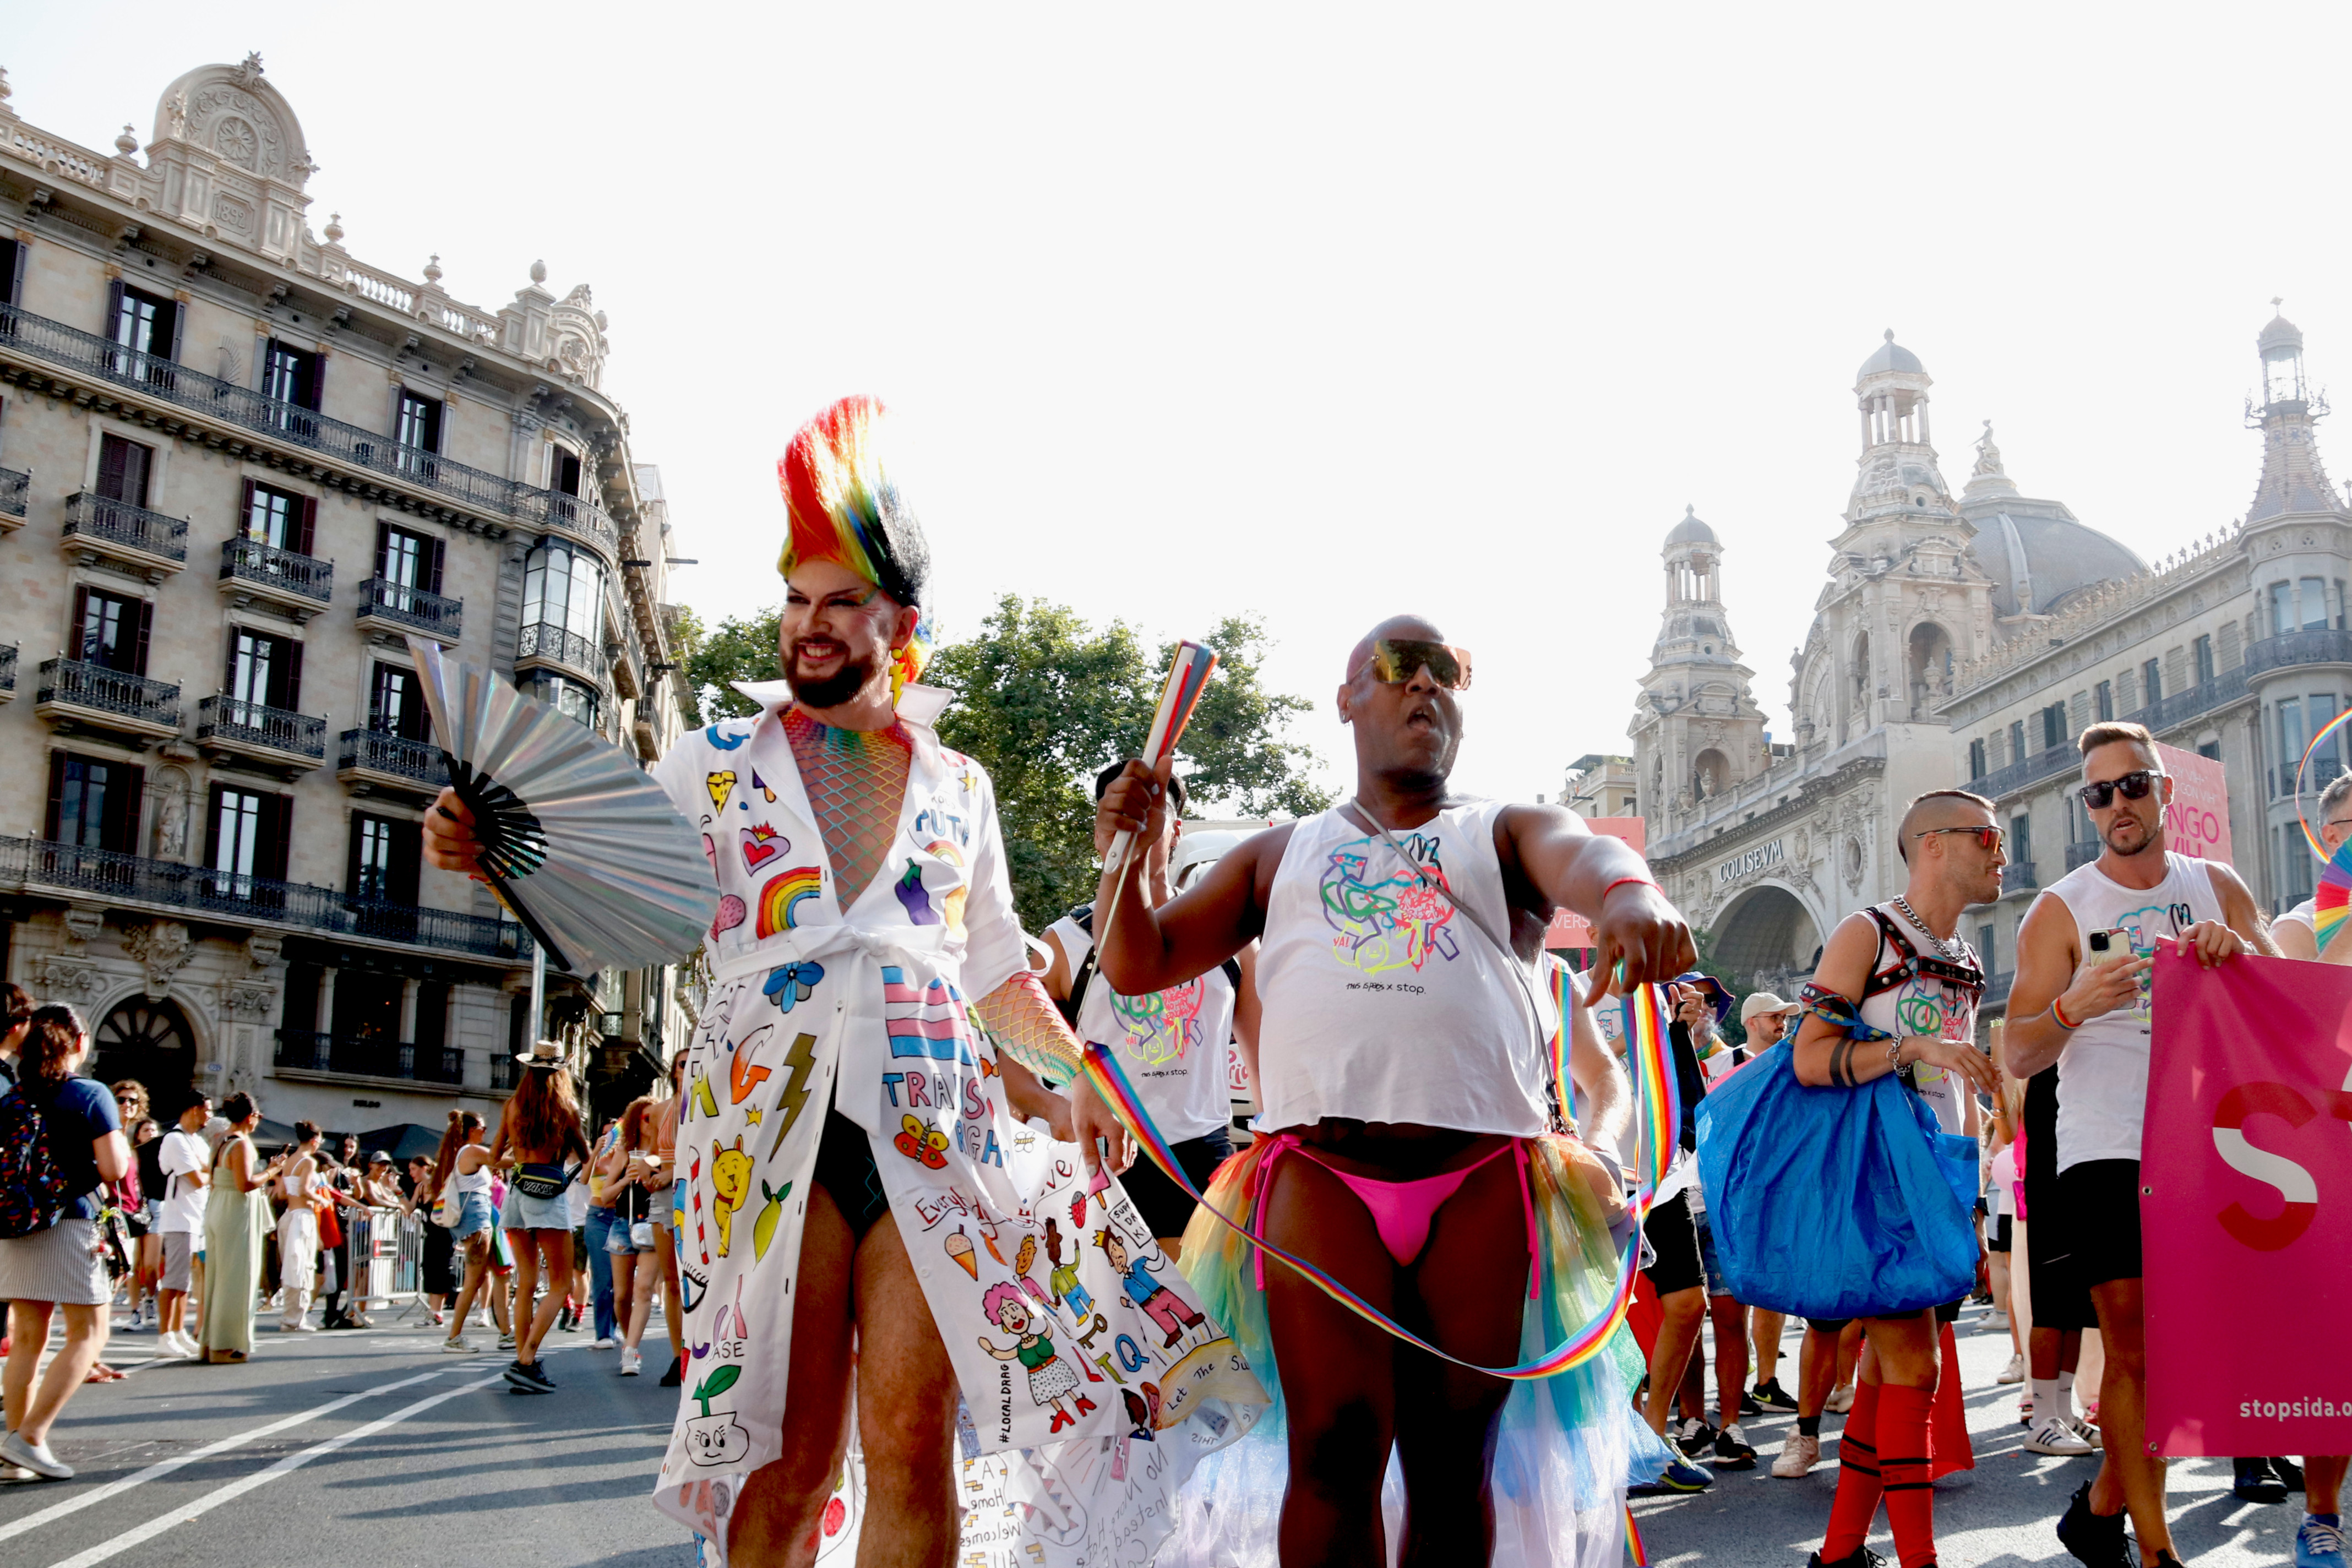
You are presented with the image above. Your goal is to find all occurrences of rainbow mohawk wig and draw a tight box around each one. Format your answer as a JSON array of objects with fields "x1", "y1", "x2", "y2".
[{"x1": 777, "y1": 395, "x2": 934, "y2": 696}]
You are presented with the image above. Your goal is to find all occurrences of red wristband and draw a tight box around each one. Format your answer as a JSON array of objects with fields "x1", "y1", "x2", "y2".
[
  {"x1": 1599, "y1": 876, "x2": 1657, "y2": 903},
  {"x1": 2049, "y1": 995, "x2": 2079, "y2": 1031}
]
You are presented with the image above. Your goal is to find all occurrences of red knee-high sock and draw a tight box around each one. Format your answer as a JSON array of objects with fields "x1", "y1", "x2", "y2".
[
  {"x1": 1820, "y1": 1376, "x2": 1884, "y2": 1561},
  {"x1": 1876, "y1": 1384, "x2": 1938, "y2": 1568}
]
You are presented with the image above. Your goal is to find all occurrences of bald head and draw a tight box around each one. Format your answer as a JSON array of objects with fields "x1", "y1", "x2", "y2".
[{"x1": 1345, "y1": 614, "x2": 1446, "y2": 683}]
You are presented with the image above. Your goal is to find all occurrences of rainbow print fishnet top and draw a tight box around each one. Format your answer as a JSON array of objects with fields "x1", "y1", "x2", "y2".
[{"x1": 784, "y1": 708, "x2": 912, "y2": 912}]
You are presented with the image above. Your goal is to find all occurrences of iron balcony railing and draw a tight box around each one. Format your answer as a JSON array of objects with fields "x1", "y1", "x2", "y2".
[
  {"x1": 0, "y1": 301, "x2": 616, "y2": 546},
  {"x1": 0, "y1": 466, "x2": 28, "y2": 518},
  {"x1": 2272, "y1": 755, "x2": 2346, "y2": 801},
  {"x1": 2001, "y1": 861, "x2": 2039, "y2": 896},
  {"x1": 0, "y1": 644, "x2": 15, "y2": 695},
  {"x1": 337, "y1": 727, "x2": 445, "y2": 783},
  {"x1": 197, "y1": 695, "x2": 327, "y2": 759},
  {"x1": 35, "y1": 658, "x2": 181, "y2": 726},
  {"x1": 219, "y1": 536, "x2": 334, "y2": 603},
  {"x1": 1984, "y1": 971, "x2": 2015, "y2": 1010},
  {"x1": 0, "y1": 835, "x2": 530, "y2": 961},
  {"x1": 2066, "y1": 840, "x2": 2104, "y2": 870},
  {"x1": 516, "y1": 620, "x2": 600, "y2": 673},
  {"x1": 63, "y1": 491, "x2": 189, "y2": 564},
  {"x1": 2244, "y1": 628, "x2": 2352, "y2": 678},
  {"x1": 357, "y1": 576, "x2": 462, "y2": 637},
  {"x1": 2122, "y1": 665, "x2": 2251, "y2": 736},
  {"x1": 274, "y1": 1028, "x2": 464, "y2": 1086},
  {"x1": 1973, "y1": 742, "x2": 2077, "y2": 802}
]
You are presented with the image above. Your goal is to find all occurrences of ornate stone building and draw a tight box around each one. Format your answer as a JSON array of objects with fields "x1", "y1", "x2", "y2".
[
  {"x1": 1631, "y1": 312, "x2": 2352, "y2": 1005},
  {"x1": 0, "y1": 58, "x2": 696, "y2": 1133}
]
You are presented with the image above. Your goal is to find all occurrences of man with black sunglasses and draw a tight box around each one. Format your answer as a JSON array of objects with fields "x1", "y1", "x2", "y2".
[{"x1": 2005, "y1": 720, "x2": 2275, "y2": 1568}]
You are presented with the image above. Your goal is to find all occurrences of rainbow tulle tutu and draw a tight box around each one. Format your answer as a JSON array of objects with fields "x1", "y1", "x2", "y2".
[{"x1": 1164, "y1": 1135, "x2": 1668, "y2": 1568}]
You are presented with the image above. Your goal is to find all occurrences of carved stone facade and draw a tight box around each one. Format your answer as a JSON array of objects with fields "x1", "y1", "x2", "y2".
[{"x1": 0, "y1": 58, "x2": 698, "y2": 1129}]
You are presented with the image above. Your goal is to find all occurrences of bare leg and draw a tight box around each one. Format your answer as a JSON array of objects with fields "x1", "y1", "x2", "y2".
[
  {"x1": 1393, "y1": 1147, "x2": 1532, "y2": 1568},
  {"x1": 518, "y1": 1231, "x2": 571, "y2": 1366},
  {"x1": 623, "y1": 1250, "x2": 656, "y2": 1353},
  {"x1": 4, "y1": 1300, "x2": 53, "y2": 1431},
  {"x1": 1263, "y1": 1148, "x2": 1403, "y2": 1568},
  {"x1": 1676, "y1": 1330, "x2": 1707, "y2": 1424},
  {"x1": 1643, "y1": 1287, "x2": 1705, "y2": 1437},
  {"x1": 727, "y1": 1186, "x2": 857, "y2": 1566},
  {"x1": 445, "y1": 1237, "x2": 491, "y2": 1340},
  {"x1": 1709, "y1": 1294, "x2": 1750, "y2": 1430},
  {"x1": 1987, "y1": 1251, "x2": 2018, "y2": 1355},
  {"x1": 1836, "y1": 1320, "x2": 1862, "y2": 1393},
  {"x1": 2305, "y1": 1456, "x2": 2349, "y2": 1515},
  {"x1": 12, "y1": 1304, "x2": 108, "y2": 1445},
  {"x1": 2087, "y1": 1278, "x2": 2168, "y2": 1556},
  {"x1": 1798, "y1": 1325, "x2": 1839, "y2": 1418},
  {"x1": 510, "y1": 1234, "x2": 541, "y2": 1353},
  {"x1": 657, "y1": 1223, "x2": 686, "y2": 1363},
  {"x1": 1751, "y1": 1308, "x2": 1786, "y2": 1390},
  {"x1": 852, "y1": 1213, "x2": 962, "y2": 1568}
]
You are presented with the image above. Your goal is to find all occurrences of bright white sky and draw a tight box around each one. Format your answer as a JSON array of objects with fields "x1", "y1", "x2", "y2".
[{"x1": 15, "y1": 7, "x2": 2351, "y2": 808}]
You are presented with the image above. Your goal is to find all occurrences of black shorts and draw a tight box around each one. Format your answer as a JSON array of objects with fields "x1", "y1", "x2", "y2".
[
  {"x1": 1642, "y1": 1190, "x2": 1706, "y2": 1296},
  {"x1": 1988, "y1": 1214, "x2": 2012, "y2": 1254},
  {"x1": 813, "y1": 1108, "x2": 891, "y2": 1244},
  {"x1": 2056, "y1": 1158, "x2": 2142, "y2": 1289},
  {"x1": 1121, "y1": 1129, "x2": 1234, "y2": 1240},
  {"x1": 1806, "y1": 1318, "x2": 1852, "y2": 1334}
]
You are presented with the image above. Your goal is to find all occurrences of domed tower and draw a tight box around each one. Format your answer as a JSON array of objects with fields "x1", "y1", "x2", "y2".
[
  {"x1": 1630, "y1": 507, "x2": 1767, "y2": 823},
  {"x1": 2246, "y1": 302, "x2": 2343, "y2": 522}
]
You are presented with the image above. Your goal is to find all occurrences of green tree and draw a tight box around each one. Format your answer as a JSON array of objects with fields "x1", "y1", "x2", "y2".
[
  {"x1": 931, "y1": 599, "x2": 1332, "y2": 925},
  {"x1": 677, "y1": 606, "x2": 778, "y2": 723}
]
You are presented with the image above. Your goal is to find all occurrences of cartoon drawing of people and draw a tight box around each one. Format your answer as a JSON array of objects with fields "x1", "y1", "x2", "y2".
[
  {"x1": 1011, "y1": 1233, "x2": 1053, "y2": 1315},
  {"x1": 978, "y1": 1283, "x2": 1095, "y2": 1434},
  {"x1": 1043, "y1": 1217, "x2": 1092, "y2": 1320},
  {"x1": 1093, "y1": 1228, "x2": 1205, "y2": 1347}
]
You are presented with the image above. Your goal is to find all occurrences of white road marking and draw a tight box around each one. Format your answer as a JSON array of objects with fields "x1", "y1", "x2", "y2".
[
  {"x1": 42, "y1": 1346, "x2": 580, "y2": 1568},
  {"x1": 0, "y1": 1369, "x2": 444, "y2": 1545}
]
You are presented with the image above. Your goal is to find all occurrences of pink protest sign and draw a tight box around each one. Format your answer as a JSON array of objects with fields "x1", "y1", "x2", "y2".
[
  {"x1": 2143, "y1": 949, "x2": 2352, "y2": 1456},
  {"x1": 2154, "y1": 742, "x2": 2232, "y2": 864},
  {"x1": 1545, "y1": 817, "x2": 1648, "y2": 949}
]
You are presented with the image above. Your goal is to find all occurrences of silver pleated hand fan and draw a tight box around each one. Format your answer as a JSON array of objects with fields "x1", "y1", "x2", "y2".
[{"x1": 407, "y1": 636, "x2": 716, "y2": 976}]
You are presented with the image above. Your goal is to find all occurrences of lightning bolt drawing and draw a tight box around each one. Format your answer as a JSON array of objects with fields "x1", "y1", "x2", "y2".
[{"x1": 766, "y1": 1031, "x2": 822, "y2": 1162}]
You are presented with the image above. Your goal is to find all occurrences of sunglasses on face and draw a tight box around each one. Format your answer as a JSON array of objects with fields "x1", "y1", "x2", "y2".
[
  {"x1": 1353, "y1": 639, "x2": 1474, "y2": 691},
  {"x1": 1912, "y1": 825, "x2": 2003, "y2": 852},
  {"x1": 2078, "y1": 769, "x2": 2162, "y2": 810}
]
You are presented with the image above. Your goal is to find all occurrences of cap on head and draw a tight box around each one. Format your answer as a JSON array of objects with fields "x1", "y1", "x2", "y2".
[
  {"x1": 1739, "y1": 992, "x2": 1800, "y2": 1026},
  {"x1": 776, "y1": 395, "x2": 934, "y2": 695}
]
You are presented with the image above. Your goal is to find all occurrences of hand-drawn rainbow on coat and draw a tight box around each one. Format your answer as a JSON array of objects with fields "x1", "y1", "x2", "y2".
[
  {"x1": 1317, "y1": 831, "x2": 1461, "y2": 975},
  {"x1": 1108, "y1": 977, "x2": 1207, "y2": 1066},
  {"x1": 756, "y1": 867, "x2": 824, "y2": 938}
]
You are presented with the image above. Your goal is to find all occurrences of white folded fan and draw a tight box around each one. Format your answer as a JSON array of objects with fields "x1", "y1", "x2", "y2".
[{"x1": 408, "y1": 635, "x2": 716, "y2": 975}]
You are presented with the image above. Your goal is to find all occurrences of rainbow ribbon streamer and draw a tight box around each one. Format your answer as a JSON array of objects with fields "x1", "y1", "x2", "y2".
[
  {"x1": 2288, "y1": 705, "x2": 2352, "y2": 952},
  {"x1": 1080, "y1": 977, "x2": 1679, "y2": 1381}
]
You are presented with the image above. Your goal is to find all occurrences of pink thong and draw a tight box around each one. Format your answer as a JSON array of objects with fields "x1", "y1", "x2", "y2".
[{"x1": 1253, "y1": 1133, "x2": 1537, "y2": 1299}]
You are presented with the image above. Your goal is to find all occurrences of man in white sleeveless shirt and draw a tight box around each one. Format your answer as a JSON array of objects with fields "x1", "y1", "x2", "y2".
[
  {"x1": 2005, "y1": 721, "x2": 2273, "y2": 1568},
  {"x1": 1080, "y1": 614, "x2": 1692, "y2": 1567}
]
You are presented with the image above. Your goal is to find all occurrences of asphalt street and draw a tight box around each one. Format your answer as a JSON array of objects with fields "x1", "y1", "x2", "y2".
[
  {"x1": 1632, "y1": 1306, "x2": 2309, "y2": 1567},
  {"x1": 0, "y1": 1308, "x2": 696, "y2": 1568},
  {"x1": 4, "y1": 1301, "x2": 2312, "y2": 1566}
]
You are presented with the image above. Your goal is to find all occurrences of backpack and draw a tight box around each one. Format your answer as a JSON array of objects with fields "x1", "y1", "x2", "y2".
[
  {"x1": 0, "y1": 1083, "x2": 75, "y2": 1239},
  {"x1": 1057, "y1": 901, "x2": 1242, "y2": 1027}
]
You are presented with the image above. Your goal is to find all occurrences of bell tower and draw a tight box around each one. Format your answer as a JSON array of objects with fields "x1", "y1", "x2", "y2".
[{"x1": 1630, "y1": 507, "x2": 1767, "y2": 828}]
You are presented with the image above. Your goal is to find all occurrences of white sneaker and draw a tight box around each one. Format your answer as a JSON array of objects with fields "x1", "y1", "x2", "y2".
[
  {"x1": 1, "y1": 1430, "x2": 74, "y2": 1479},
  {"x1": 2066, "y1": 1415, "x2": 2103, "y2": 1450},
  {"x1": 440, "y1": 1337, "x2": 472, "y2": 1354},
  {"x1": 2023, "y1": 1416, "x2": 2094, "y2": 1456},
  {"x1": 1772, "y1": 1432, "x2": 1820, "y2": 1478},
  {"x1": 592, "y1": 1337, "x2": 616, "y2": 1350},
  {"x1": 1997, "y1": 1352, "x2": 2026, "y2": 1385},
  {"x1": 619, "y1": 1348, "x2": 643, "y2": 1376},
  {"x1": 1825, "y1": 1385, "x2": 1855, "y2": 1413}
]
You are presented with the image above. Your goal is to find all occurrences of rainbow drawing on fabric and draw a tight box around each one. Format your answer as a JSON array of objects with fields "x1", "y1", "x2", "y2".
[
  {"x1": 1317, "y1": 833, "x2": 1460, "y2": 974},
  {"x1": 1108, "y1": 977, "x2": 1207, "y2": 1067},
  {"x1": 881, "y1": 966, "x2": 973, "y2": 1064},
  {"x1": 755, "y1": 867, "x2": 824, "y2": 939},
  {"x1": 1080, "y1": 976, "x2": 1680, "y2": 1382},
  {"x1": 927, "y1": 839, "x2": 967, "y2": 937}
]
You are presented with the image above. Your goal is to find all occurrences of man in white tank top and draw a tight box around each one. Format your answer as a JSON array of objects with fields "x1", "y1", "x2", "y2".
[
  {"x1": 1081, "y1": 614, "x2": 1692, "y2": 1568},
  {"x1": 2003, "y1": 721, "x2": 2273, "y2": 1568},
  {"x1": 1787, "y1": 788, "x2": 2003, "y2": 1568}
]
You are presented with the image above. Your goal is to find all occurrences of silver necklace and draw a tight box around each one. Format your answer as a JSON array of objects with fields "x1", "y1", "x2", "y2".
[{"x1": 1891, "y1": 895, "x2": 1963, "y2": 959}]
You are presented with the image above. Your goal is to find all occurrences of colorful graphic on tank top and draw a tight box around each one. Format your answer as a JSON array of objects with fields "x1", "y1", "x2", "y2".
[
  {"x1": 1317, "y1": 831, "x2": 1462, "y2": 976},
  {"x1": 2109, "y1": 899, "x2": 2195, "y2": 1027},
  {"x1": 1106, "y1": 976, "x2": 1208, "y2": 1068}
]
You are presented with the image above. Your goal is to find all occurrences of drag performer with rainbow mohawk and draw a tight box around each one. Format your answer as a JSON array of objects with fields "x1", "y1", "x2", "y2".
[{"x1": 582, "y1": 395, "x2": 1262, "y2": 1564}]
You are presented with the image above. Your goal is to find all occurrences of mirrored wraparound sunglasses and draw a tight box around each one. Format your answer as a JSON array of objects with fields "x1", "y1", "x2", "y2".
[
  {"x1": 1354, "y1": 639, "x2": 1473, "y2": 691},
  {"x1": 1912, "y1": 825, "x2": 2004, "y2": 851},
  {"x1": 2078, "y1": 769, "x2": 2162, "y2": 810}
]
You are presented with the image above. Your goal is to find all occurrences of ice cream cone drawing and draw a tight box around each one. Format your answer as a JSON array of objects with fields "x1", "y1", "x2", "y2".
[{"x1": 945, "y1": 1227, "x2": 977, "y2": 1279}]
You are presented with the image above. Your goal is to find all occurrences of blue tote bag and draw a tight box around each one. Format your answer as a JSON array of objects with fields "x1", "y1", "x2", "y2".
[{"x1": 1694, "y1": 1042, "x2": 1979, "y2": 1320}]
